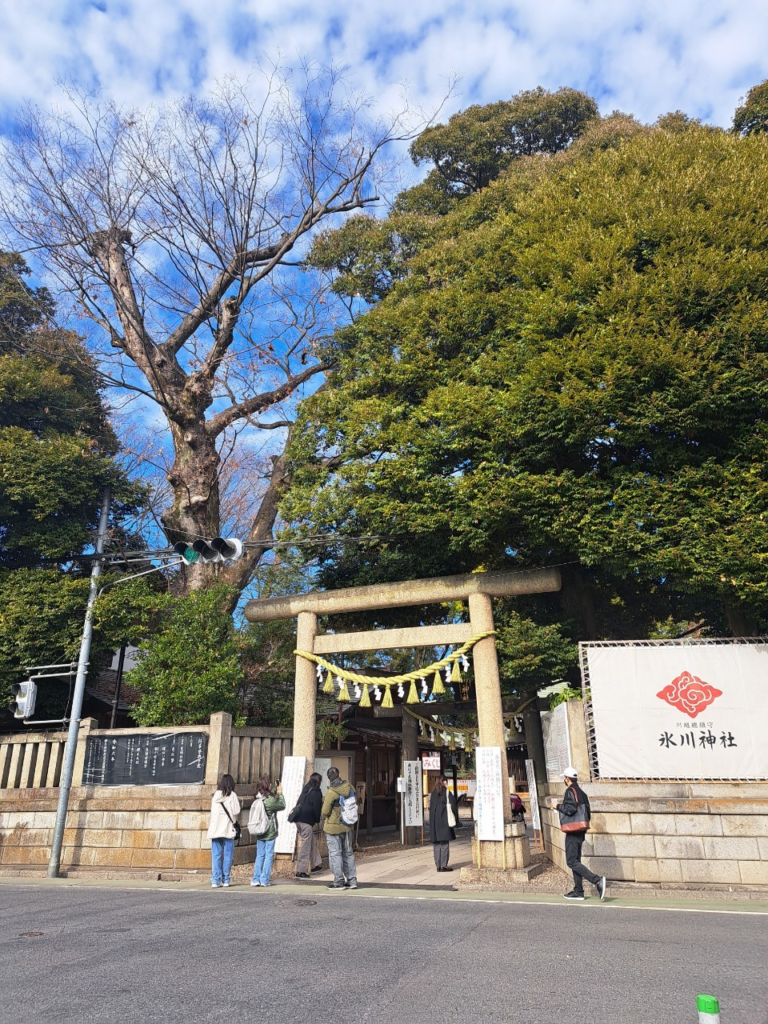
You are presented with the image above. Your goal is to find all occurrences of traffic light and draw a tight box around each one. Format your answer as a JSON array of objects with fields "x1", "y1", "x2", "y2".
[
  {"x1": 173, "y1": 542, "x2": 200, "y2": 564},
  {"x1": 173, "y1": 538, "x2": 243, "y2": 565},
  {"x1": 11, "y1": 680, "x2": 37, "y2": 720}
]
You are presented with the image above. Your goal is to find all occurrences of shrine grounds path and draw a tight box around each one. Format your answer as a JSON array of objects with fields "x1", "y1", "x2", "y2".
[{"x1": 1, "y1": 878, "x2": 766, "y2": 1024}]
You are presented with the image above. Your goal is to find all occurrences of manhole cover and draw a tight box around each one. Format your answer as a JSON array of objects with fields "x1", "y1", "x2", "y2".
[
  {"x1": 293, "y1": 899, "x2": 317, "y2": 907},
  {"x1": 18, "y1": 932, "x2": 44, "y2": 938}
]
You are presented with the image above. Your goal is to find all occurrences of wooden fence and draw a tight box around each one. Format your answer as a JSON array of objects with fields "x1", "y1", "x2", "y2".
[
  {"x1": 0, "y1": 717, "x2": 292, "y2": 791},
  {"x1": 228, "y1": 727, "x2": 293, "y2": 788},
  {"x1": 0, "y1": 730, "x2": 68, "y2": 789}
]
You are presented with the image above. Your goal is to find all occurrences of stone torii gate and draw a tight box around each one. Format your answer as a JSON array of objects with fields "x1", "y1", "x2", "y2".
[{"x1": 244, "y1": 565, "x2": 561, "y2": 879}]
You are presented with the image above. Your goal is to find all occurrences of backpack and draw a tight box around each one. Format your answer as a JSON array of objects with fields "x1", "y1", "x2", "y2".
[
  {"x1": 247, "y1": 795, "x2": 269, "y2": 837},
  {"x1": 339, "y1": 789, "x2": 359, "y2": 826}
]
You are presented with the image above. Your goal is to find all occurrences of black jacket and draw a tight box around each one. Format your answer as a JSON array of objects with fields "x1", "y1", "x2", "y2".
[
  {"x1": 429, "y1": 788, "x2": 459, "y2": 844},
  {"x1": 293, "y1": 783, "x2": 323, "y2": 826},
  {"x1": 556, "y1": 781, "x2": 591, "y2": 824}
]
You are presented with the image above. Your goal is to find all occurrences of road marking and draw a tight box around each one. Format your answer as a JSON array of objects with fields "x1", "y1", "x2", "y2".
[{"x1": 2, "y1": 877, "x2": 767, "y2": 915}]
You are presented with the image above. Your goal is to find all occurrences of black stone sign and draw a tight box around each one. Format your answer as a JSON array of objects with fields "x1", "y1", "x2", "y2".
[{"x1": 82, "y1": 732, "x2": 208, "y2": 786}]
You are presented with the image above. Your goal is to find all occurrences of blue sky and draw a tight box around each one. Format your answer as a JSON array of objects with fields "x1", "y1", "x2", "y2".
[
  {"x1": 2, "y1": 0, "x2": 767, "y2": 560},
  {"x1": 0, "y1": 1, "x2": 766, "y2": 129}
]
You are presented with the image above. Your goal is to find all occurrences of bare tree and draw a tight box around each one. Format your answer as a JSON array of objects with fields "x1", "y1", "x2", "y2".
[{"x1": 0, "y1": 64, "x2": 420, "y2": 600}]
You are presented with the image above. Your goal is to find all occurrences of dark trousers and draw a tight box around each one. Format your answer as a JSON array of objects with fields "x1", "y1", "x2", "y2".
[
  {"x1": 565, "y1": 832, "x2": 601, "y2": 894},
  {"x1": 433, "y1": 841, "x2": 449, "y2": 869}
]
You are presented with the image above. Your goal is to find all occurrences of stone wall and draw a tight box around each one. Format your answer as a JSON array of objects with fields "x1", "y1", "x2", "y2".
[
  {"x1": 0, "y1": 713, "x2": 286, "y2": 879},
  {"x1": 541, "y1": 781, "x2": 768, "y2": 887},
  {"x1": 0, "y1": 783, "x2": 256, "y2": 876}
]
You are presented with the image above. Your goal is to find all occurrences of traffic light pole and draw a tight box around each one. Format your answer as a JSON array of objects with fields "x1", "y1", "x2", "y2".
[{"x1": 47, "y1": 488, "x2": 112, "y2": 879}]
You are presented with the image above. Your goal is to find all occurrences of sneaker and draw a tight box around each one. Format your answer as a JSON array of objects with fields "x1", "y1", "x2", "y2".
[
  {"x1": 222, "y1": 882, "x2": 230, "y2": 887},
  {"x1": 327, "y1": 882, "x2": 346, "y2": 890},
  {"x1": 311, "y1": 866, "x2": 324, "y2": 873},
  {"x1": 347, "y1": 881, "x2": 358, "y2": 890},
  {"x1": 596, "y1": 876, "x2": 607, "y2": 900},
  {"x1": 295, "y1": 872, "x2": 310, "y2": 879},
  {"x1": 211, "y1": 882, "x2": 221, "y2": 888},
  {"x1": 442, "y1": 867, "x2": 454, "y2": 872},
  {"x1": 250, "y1": 880, "x2": 261, "y2": 887},
  {"x1": 563, "y1": 891, "x2": 585, "y2": 901}
]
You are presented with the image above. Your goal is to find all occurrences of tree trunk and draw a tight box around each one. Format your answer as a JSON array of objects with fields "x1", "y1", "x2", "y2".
[{"x1": 161, "y1": 419, "x2": 223, "y2": 591}]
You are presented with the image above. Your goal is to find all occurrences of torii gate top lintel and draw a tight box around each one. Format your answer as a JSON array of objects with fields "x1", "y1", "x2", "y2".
[{"x1": 243, "y1": 566, "x2": 561, "y2": 623}]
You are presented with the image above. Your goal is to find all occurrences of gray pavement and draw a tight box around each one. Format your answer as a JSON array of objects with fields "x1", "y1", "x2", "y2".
[{"x1": 1, "y1": 880, "x2": 766, "y2": 1023}]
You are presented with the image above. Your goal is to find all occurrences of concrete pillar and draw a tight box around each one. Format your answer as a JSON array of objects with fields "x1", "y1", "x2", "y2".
[
  {"x1": 72, "y1": 718, "x2": 98, "y2": 788},
  {"x1": 469, "y1": 591, "x2": 511, "y2": 826},
  {"x1": 293, "y1": 611, "x2": 318, "y2": 782},
  {"x1": 467, "y1": 593, "x2": 537, "y2": 876},
  {"x1": 206, "y1": 712, "x2": 233, "y2": 786},
  {"x1": 522, "y1": 704, "x2": 547, "y2": 786},
  {"x1": 565, "y1": 699, "x2": 591, "y2": 781},
  {"x1": 401, "y1": 710, "x2": 419, "y2": 845}
]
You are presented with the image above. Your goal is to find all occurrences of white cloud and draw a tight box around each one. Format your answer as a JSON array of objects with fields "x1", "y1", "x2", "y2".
[{"x1": 0, "y1": 0, "x2": 765, "y2": 129}]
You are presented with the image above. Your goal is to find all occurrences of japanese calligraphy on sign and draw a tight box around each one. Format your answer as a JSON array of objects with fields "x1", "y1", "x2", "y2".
[
  {"x1": 475, "y1": 746, "x2": 505, "y2": 841},
  {"x1": 584, "y1": 642, "x2": 768, "y2": 779},
  {"x1": 82, "y1": 733, "x2": 207, "y2": 786},
  {"x1": 525, "y1": 758, "x2": 542, "y2": 832},
  {"x1": 274, "y1": 756, "x2": 307, "y2": 855},
  {"x1": 541, "y1": 703, "x2": 572, "y2": 782},
  {"x1": 403, "y1": 761, "x2": 424, "y2": 827}
]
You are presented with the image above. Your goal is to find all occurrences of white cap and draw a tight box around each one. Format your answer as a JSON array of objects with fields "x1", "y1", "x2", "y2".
[{"x1": 563, "y1": 766, "x2": 578, "y2": 778}]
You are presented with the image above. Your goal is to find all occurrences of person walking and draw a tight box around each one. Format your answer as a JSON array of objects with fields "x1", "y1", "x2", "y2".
[
  {"x1": 554, "y1": 767, "x2": 606, "y2": 901},
  {"x1": 207, "y1": 773, "x2": 240, "y2": 889},
  {"x1": 321, "y1": 767, "x2": 358, "y2": 890},
  {"x1": 429, "y1": 774, "x2": 459, "y2": 872},
  {"x1": 249, "y1": 776, "x2": 285, "y2": 887},
  {"x1": 293, "y1": 772, "x2": 324, "y2": 879}
]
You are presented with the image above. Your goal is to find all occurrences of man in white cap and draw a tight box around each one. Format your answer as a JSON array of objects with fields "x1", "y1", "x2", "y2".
[{"x1": 553, "y1": 766, "x2": 606, "y2": 901}]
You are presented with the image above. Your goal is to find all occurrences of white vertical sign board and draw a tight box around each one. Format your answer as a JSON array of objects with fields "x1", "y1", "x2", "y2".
[
  {"x1": 314, "y1": 757, "x2": 332, "y2": 796},
  {"x1": 475, "y1": 747, "x2": 504, "y2": 841},
  {"x1": 541, "y1": 703, "x2": 572, "y2": 781},
  {"x1": 525, "y1": 758, "x2": 541, "y2": 831},
  {"x1": 403, "y1": 760, "x2": 424, "y2": 827},
  {"x1": 586, "y1": 643, "x2": 768, "y2": 779},
  {"x1": 274, "y1": 755, "x2": 306, "y2": 855}
]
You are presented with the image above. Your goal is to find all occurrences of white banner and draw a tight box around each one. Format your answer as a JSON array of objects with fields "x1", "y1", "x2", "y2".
[
  {"x1": 475, "y1": 747, "x2": 505, "y2": 841},
  {"x1": 274, "y1": 755, "x2": 306, "y2": 854},
  {"x1": 585, "y1": 643, "x2": 768, "y2": 779},
  {"x1": 403, "y1": 761, "x2": 424, "y2": 827},
  {"x1": 541, "y1": 703, "x2": 572, "y2": 781},
  {"x1": 525, "y1": 758, "x2": 541, "y2": 831}
]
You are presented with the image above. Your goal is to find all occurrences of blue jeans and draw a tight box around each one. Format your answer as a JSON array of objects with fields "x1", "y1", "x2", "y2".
[
  {"x1": 211, "y1": 837, "x2": 234, "y2": 885},
  {"x1": 252, "y1": 838, "x2": 276, "y2": 885}
]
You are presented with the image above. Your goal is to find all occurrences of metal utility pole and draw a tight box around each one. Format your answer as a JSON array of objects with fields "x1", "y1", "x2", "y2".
[{"x1": 48, "y1": 489, "x2": 111, "y2": 878}]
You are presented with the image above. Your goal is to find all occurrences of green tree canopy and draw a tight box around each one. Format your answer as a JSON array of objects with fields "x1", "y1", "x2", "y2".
[
  {"x1": 0, "y1": 252, "x2": 153, "y2": 725},
  {"x1": 733, "y1": 79, "x2": 768, "y2": 136},
  {"x1": 288, "y1": 123, "x2": 768, "y2": 652},
  {"x1": 129, "y1": 586, "x2": 243, "y2": 726},
  {"x1": 409, "y1": 86, "x2": 599, "y2": 195}
]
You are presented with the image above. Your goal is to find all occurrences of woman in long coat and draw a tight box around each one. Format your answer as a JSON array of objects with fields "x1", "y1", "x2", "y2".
[{"x1": 428, "y1": 774, "x2": 459, "y2": 872}]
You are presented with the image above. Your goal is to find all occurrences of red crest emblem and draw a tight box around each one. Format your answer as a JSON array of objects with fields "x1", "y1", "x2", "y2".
[{"x1": 656, "y1": 671, "x2": 722, "y2": 719}]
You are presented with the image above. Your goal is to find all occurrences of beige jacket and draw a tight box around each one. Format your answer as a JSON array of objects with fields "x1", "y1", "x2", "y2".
[{"x1": 206, "y1": 790, "x2": 241, "y2": 840}]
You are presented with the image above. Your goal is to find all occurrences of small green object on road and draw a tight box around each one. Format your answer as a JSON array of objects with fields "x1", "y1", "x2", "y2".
[{"x1": 697, "y1": 993, "x2": 720, "y2": 1022}]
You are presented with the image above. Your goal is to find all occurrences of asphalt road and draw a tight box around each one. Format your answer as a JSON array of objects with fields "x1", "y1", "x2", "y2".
[{"x1": 1, "y1": 884, "x2": 766, "y2": 1024}]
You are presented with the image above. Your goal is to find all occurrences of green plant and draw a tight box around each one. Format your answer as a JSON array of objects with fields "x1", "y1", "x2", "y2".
[
  {"x1": 549, "y1": 686, "x2": 587, "y2": 710},
  {"x1": 316, "y1": 719, "x2": 348, "y2": 749}
]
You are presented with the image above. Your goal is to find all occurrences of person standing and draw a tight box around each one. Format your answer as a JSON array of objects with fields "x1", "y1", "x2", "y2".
[
  {"x1": 554, "y1": 767, "x2": 606, "y2": 901},
  {"x1": 249, "y1": 776, "x2": 286, "y2": 887},
  {"x1": 293, "y1": 772, "x2": 324, "y2": 879},
  {"x1": 207, "y1": 773, "x2": 240, "y2": 889},
  {"x1": 429, "y1": 774, "x2": 459, "y2": 872},
  {"x1": 321, "y1": 766, "x2": 358, "y2": 890}
]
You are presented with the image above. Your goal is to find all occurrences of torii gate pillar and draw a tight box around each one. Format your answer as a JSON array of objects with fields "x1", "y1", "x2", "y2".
[{"x1": 294, "y1": 611, "x2": 318, "y2": 779}]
